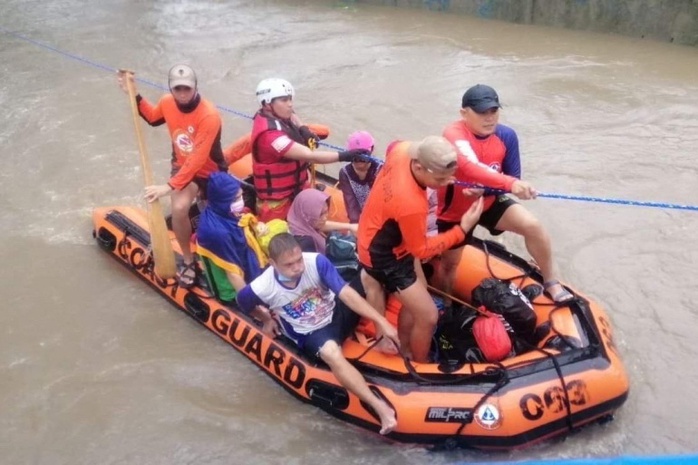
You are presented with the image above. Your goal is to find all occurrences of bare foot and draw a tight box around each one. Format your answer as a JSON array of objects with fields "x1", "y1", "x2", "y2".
[{"x1": 374, "y1": 401, "x2": 397, "y2": 435}]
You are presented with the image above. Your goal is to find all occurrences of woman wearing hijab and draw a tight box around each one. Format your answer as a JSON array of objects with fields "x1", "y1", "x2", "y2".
[
  {"x1": 196, "y1": 172, "x2": 267, "y2": 304},
  {"x1": 287, "y1": 189, "x2": 357, "y2": 254}
]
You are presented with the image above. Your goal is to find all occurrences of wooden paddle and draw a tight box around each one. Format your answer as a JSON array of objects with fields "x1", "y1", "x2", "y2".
[
  {"x1": 426, "y1": 284, "x2": 488, "y2": 316},
  {"x1": 121, "y1": 70, "x2": 177, "y2": 279}
]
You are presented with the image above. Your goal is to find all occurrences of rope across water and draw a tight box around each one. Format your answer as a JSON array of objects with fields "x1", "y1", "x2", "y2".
[{"x1": 3, "y1": 27, "x2": 696, "y2": 213}]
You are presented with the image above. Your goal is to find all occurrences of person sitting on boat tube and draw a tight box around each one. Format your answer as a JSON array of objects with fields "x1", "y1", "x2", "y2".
[
  {"x1": 287, "y1": 189, "x2": 358, "y2": 253},
  {"x1": 357, "y1": 136, "x2": 536, "y2": 363},
  {"x1": 117, "y1": 65, "x2": 228, "y2": 288},
  {"x1": 437, "y1": 84, "x2": 573, "y2": 303},
  {"x1": 236, "y1": 233, "x2": 399, "y2": 435},
  {"x1": 251, "y1": 78, "x2": 371, "y2": 222},
  {"x1": 195, "y1": 172, "x2": 267, "y2": 305},
  {"x1": 337, "y1": 131, "x2": 382, "y2": 223}
]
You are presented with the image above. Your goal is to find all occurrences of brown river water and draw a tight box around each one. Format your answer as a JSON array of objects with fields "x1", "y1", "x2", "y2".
[{"x1": 2, "y1": 1, "x2": 698, "y2": 463}]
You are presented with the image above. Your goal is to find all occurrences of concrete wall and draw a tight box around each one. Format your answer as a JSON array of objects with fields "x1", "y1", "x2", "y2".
[{"x1": 357, "y1": 0, "x2": 698, "y2": 46}]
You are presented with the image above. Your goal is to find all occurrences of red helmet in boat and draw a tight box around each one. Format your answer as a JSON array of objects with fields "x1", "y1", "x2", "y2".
[{"x1": 472, "y1": 309, "x2": 512, "y2": 362}]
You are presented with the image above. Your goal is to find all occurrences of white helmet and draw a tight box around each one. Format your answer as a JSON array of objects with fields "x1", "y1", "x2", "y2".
[{"x1": 255, "y1": 78, "x2": 294, "y2": 106}]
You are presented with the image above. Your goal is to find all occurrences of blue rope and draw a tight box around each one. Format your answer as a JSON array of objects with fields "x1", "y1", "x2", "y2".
[
  {"x1": 3, "y1": 27, "x2": 696, "y2": 213},
  {"x1": 0, "y1": 27, "x2": 255, "y2": 121},
  {"x1": 362, "y1": 154, "x2": 698, "y2": 212},
  {"x1": 450, "y1": 181, "x2": 698, "y2": 212}
]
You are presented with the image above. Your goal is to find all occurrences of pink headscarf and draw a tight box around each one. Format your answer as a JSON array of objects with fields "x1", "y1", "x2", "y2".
[{"x1": 287, "y1": 189, "x2": 330, "y2": 253}]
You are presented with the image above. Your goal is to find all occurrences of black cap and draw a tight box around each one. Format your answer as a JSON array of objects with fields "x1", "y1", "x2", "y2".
[{"x1": 461, "y1": 84, "x2": 501, "y2": 112}]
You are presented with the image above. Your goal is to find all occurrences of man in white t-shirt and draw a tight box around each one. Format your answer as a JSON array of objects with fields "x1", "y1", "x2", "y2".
[{"x1": 236, "y1": 233, "x2": 399, "y2": 435}]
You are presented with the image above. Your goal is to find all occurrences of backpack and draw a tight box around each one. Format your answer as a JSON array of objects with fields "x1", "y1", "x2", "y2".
[
  {"x1": 325, "y1": 231, "x2": 360, "y2": 281},
  {"x1": 471, "y1": 278, "x2": 538, "y2": 350},
  {"x1": 436, "y1": 305, "x2": 485, "y2": 363},
  {"x1": 256, "y1": 219, "x2": 289, "y2": 256}
]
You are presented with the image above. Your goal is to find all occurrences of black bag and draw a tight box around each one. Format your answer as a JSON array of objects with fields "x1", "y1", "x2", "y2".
[
  {"x1": 325, "y1": 231, "x2": 360, "y2": 281},
  {"x1": 472, "y1": 278, "x2": 538, "y2": 348},
  {"x1": 436, "y1": 305, "x2": 487, "y2": 363}
]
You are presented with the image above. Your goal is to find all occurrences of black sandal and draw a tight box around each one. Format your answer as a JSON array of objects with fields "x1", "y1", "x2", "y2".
[{"x1": 177, "y1": 261, "x2": 197, "y2": 289}]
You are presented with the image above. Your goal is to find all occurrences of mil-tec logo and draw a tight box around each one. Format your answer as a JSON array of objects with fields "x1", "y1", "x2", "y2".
[
  {"x1": 425, "y1": 407, "x2": 472, "y2": 423},
  {"x1": 474, "y1": 403, "x2": 502, "y2": 430}
]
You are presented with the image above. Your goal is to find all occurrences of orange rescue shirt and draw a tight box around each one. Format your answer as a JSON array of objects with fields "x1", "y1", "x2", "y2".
[
  {"x1": 137, "y1": 94, "x2": 225, "y2": 190},
  {"x1": 357, "y1": 141, "x2": 466, "y2": 269}
]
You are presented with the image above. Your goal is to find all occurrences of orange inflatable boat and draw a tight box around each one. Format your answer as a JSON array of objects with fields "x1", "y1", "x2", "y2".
[{"x1": 92, "y1": 154, "x2": 628, "y2": 450}]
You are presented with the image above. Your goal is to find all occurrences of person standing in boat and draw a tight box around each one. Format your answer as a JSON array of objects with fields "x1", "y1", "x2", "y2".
[
  {"x1": 251, "y1": 78, "x2": 370, "y2": 222},
  {"x1": 236, "y1": 233, "x2": 399, "y2": 435},
  {"x1": 357, "y1": 136, "x2": 499, "y2": 363},
  {"x1": 117, "y1": 65, "x2": 228, "y2": 288},
  {"x1": 195, "y1": 172, "x2": 267, "y2": 305},
  {"x1": 438, "y1": 84, "x2": 573, "y2": 303},
  {"x1": 337, "y1": 131, "x2": 382, "y2": 224}
]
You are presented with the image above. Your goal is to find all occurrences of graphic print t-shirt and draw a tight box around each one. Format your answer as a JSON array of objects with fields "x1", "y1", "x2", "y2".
[{"x1": 238, "y1": 253, "x2": 346, "y2": 334}]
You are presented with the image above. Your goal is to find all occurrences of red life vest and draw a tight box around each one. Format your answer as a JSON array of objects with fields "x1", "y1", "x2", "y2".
[{"x1": 250, "y1": 112, "x2": 310, "y2": 201}]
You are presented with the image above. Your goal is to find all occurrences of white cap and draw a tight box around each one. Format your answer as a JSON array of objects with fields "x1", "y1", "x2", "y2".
[
  {"x1": 168, "y1": 64, "x2": 197, "y2": 89},
  {"x1": 409, "y1": 136, "x2": 457, "y2": 173}
]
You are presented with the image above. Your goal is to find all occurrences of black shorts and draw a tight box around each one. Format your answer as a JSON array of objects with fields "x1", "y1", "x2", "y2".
[
  {"x1": 362, "y1": 254, "x2": 416, "y2": 294},
  {"x1": 170, "y1": 166, "x2": 210, "y2": 200},
  {"x1": 436, "y1": 195, "x2": 517, "y2": 249},
  {"x1": 285, "y1": 300, "x2": 360, "y2": 358}
]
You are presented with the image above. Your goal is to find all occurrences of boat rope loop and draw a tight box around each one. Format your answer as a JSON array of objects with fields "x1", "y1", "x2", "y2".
[
  {"x1": 535, "y1": 346, "x2": 575, "y2": 432},
  {"x1": 349, "y1": 335, "x2": 387, "y2": 363},
  {"x1": 482, "y1": 240, "x2": 532, "y2": 286},
  {"x1": 482, "y1": 239, "x2": 578, "y2": 431},
  {"x1": 427, "y1": 362, "x2": 510, "y2": 451},
  {"x1": 481, "y1": 240, "x2": 579, "y2": 309},
  {"x1": 455, "y1": 364, "x2": 509, "y2": 436}
]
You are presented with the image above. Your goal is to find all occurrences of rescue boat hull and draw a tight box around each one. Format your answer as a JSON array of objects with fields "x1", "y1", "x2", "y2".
[{"x1": 92, "y1": 182, "x2": 628, "y2": 449}]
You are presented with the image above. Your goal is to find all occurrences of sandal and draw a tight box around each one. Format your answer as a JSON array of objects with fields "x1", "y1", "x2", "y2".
[
  {"x1": 177, "y1": 261, "x2": 198, "y2": 289},
  {"x1": 543, "y1": 280, "x2": 574, "y2": 303}
]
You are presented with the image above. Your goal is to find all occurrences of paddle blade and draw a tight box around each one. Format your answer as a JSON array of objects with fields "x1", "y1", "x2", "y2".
[
  {"x1": 122, "y1": 69, "x2": 177, "y2": 280},
  {"x1": 147, "y1": 199, "x2": 177, "y2": 279}
]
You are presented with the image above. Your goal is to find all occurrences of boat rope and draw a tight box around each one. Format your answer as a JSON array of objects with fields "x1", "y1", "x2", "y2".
[
  {"x1": 481, "y1": 240, "x2": 576, "y2": 309},
  {"x1": 348, "y1": 335, "x2": 386, "y2": 362},
  {"x1": 4, "y1": 27, "x2": 697, "y2": 213},
  {"x1": 535, "y1": 346, "x2": 575, "y2": 432},
  {"x1": 482, "y1": 240, "x2": 531, "y2": 285},
  {"x1": 429, "y1": 363, "x2": 510, "y2": 451}
]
